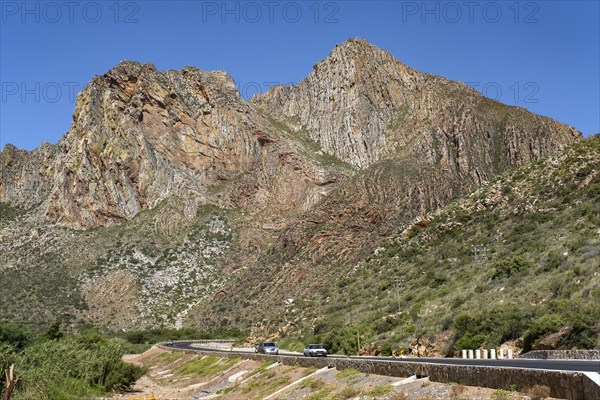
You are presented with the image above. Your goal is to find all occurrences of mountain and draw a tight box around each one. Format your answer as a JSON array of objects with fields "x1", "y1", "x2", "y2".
[
  {"x1": 2, "y1": 62, "x2": 346, "y2": 230},
  {"x1": 1, "y1": 38, "x2": 590, "y2": 350}
]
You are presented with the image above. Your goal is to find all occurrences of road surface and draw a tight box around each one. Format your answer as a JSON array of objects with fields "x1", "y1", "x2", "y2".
[{"x1": 167, "y1": 341, "x2": 600, "y2": 373}]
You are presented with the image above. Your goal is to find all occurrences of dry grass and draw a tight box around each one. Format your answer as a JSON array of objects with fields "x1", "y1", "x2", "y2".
[
  {"x1": 388, "y1": 392, "x2": 410, "y2": 400},
  {"x1": 337, "y1": 387, "x2": 361, "y2": 399},
  {"x1": 527, "y1": 385, "x2": 551, "y2": 400},
  {"x1": 451, "y1": 383, "x2": 467, "y2": 398}
]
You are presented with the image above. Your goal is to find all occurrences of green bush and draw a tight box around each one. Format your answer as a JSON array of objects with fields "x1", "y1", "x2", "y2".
[
  {"x1": 318, "y1": 326, "x2": 369, "y2": 355},
  {"x1": 546, "y1": 299, "x2": 600, "y2": 348},
  {"x1": 455, "y1": 333, "x2": 487, "y2": 350},
  {"x1": 453, "y1": 303, "x2": 534, "y2": 348},
  {"x1": 0, "y1": 326, "x2": 145, "y2": 399},
  {"x1": 0, "y1": 322, "x2": 36, "y2": 352},
  {"x1": 490, "y1": 256, "x2": 533, "y2": 280},
  {"x1": 524, "y1": 314, "x2": 564, "y2": 350}
]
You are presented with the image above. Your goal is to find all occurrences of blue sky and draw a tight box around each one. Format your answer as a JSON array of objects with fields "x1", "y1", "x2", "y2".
[{"x1": 1, "y1": 0, "x2": 599, "y2": 150}]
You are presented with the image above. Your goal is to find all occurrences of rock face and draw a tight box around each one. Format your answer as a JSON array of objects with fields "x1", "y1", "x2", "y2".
[
  {"x1": 0, "y1": 38, "x2": 583, "y2": 330},
  {"x1": 253, "y1": 38, "x2": 580, "y2": 171},
  {"x1": 229, "y1": 39, "x2": 581, "y2": 281},
  {"x1": 3, "y1": 62, "x2": 340, "y2": 229},
  {"x1": 49, "y1": 63, "x2": 244, "y2": 227},
  {"x1": 1, "y1": 40, "x2": 580, "y2": 230},
  {"x1": 0, "y1": 142, "x2": 58, "y2": 207}
]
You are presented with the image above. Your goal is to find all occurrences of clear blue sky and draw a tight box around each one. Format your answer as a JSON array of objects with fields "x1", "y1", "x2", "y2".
[{"x1": 1, "y1": 0, "x2": 598, "y2": 150}]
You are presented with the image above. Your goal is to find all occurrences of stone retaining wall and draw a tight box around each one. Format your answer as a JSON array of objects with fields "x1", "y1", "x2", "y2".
[
  {"x1": 159, "y1": 345, "x2": 600, "y2": 400},
  {"x1": 520, "y1": 350, "x2": 600, "y2": 360}
]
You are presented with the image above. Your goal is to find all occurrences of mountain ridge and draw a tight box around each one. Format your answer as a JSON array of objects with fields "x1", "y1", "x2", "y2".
[
  {"x1": 0, "y1": 38, "x2": 589, "y2": 345},
  {"x1": 1, "y1": 39, "x2": 580, "y2": 229}
]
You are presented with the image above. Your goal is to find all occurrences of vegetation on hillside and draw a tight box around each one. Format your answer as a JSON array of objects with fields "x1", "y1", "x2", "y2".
[
  {"x1": 0, "y1": 322, "x2": 144, "y2": 399},
  {"x1": 273, "y1": 137, "x2": 600, "y2": 355},
  {"x1": 0, "y1": 201, "x2": 235, "y2": 331},
  {"x1": 0, "y1": 322, "x2": 249, "y2": 399}
]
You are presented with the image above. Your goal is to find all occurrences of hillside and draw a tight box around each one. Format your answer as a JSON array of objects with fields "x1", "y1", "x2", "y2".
[
  {"x1": 0, "y1": 38, "x2": 589, "y2": 352},
  {"x1": 250, "y1": 136, "x2": 600, "y2": 354}
]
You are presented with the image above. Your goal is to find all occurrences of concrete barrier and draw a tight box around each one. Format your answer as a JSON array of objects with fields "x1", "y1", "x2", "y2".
[{"x1": 158, "y1": 344, "x2": 600, "y2": 400}]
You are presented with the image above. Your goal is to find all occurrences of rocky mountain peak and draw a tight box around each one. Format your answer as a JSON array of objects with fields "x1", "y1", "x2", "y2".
[
  {"x1": 251, "y1": 38, "x2": 436, "y2": 168},
  {"x1": 40, "y1": 60, "x2": 297, "y2": 228},
  {"x1": 252, "y1": 38, "x2": 579, "y2": 170},
  {"x1": 1, "y1": 38, "x2": 580, "y2": 230},
  {"x1": 321, "y1": 37, "x2": 401, "y2": 69}
]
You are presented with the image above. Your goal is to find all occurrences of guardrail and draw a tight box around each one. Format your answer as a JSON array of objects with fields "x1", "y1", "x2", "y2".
[{"x1": 191, "y1": 339, "x2": 234, "y2": 345}]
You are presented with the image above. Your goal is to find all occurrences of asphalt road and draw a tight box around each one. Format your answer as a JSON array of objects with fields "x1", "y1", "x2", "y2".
[{"x1": 168, "y1": 341, "x2": 600, "y2": 373}]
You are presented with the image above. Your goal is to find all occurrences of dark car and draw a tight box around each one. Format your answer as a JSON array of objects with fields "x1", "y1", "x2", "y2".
[
  {"x1": 255, "y1": 342, "x2": 279, "y2": 355},
  {"x1": 303, "y1": 344, "x2": 328, "y2": 357}
]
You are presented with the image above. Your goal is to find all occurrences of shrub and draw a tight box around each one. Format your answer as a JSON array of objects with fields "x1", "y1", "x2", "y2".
[
  {"x1": 307, "y1": 386, "x2": 335, "y2": 400},
  {"x1": 542, "y1": 251, "x2": 564, "y2": 272},
  {"x1": 524, "y1": 314, "x2": 564, "y2": 350},
  {"x1": 337, "y1": 368, "x2": 361, "y2": 381},
  {"x1": 451, "y1": 384, "x2": 466, "y2": 397},
  {"x1": 367, "y1": 384, "x2": 393, "y2": 396},
  {"x1": 305, "y1": 378, "x2": 325, "y2": 390},
  {"x1": 452, "y1": 303, "x2": 534, "y2": 349},
  {"x1": 318, "y1": 326, "x2": 365, "y2": 355},
  {"x1": 104, "y1": 361, "x2": 146, "y2": 391},
  {"x1": 389, "y1": 392, "x2": 410, "y2": 400},
  {"x1": 527, "y1": 385, "x2": 551, "y2": 400},
  {"x1": 337, "y1": 387, "x2": 360, "y2": 399},
  {"x1": 490, "y1": 389, "x2": 510, "y2": 399},
  {"x1": 9, "y1": 335, "x2": 144, "y2": 399},
  {"x1": 491, "y1": 257, "x2": 533, "y2": 280},
  {"x1": 454, "y1": 333, "x2": 486, "y2": 350}
]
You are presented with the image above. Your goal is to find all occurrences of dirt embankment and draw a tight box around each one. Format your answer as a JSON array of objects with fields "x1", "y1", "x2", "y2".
[{"x1": 105, "y1": 346, "x2": 559, "y2": 400}]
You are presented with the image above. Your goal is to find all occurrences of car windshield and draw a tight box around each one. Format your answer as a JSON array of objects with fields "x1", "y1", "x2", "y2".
[
  {"x1": 264, "y1": 342, "x2": 276, "y2": 347},
  {"x1": 309, "y1": 345, "x2": 323, "y2": 349}
]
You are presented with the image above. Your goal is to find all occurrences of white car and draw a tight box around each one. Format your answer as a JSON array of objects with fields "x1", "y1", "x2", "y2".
[{"x1": 303, "y1": 344, "x2": 328, "y2": 357}]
